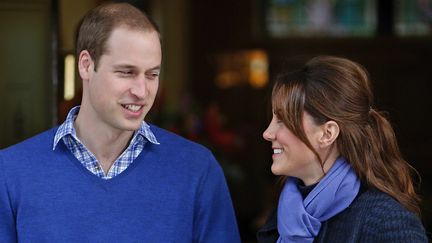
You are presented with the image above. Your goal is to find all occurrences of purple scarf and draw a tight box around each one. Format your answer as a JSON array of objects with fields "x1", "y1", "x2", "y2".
[{"x1": 277, "y1": 157, "x2": 360, "y2": 243}]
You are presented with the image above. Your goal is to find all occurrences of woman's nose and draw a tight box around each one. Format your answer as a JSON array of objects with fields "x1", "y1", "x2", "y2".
[{"x1": 263, "y1": 125, "x2": 274, "y2": 141}]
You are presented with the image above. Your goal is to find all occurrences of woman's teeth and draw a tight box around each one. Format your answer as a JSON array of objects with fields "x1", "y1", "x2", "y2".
[{"x1": 273, "y1": 148, "x2": 283, "y2": 154}]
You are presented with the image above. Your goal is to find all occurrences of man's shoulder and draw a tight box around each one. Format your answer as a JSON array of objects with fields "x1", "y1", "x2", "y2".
[
  {"x1": 1, "y1": 127, "x2": 58, "y2": 156},
  {"x1": 147, "y1": 124, "x2": 219, "y2": 170},
  {"x1": 149, "y1": 124, "x2": 210, "y2": 153}
]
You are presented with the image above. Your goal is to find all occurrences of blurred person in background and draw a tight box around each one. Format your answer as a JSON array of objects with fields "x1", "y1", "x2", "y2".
[{"x1": 257, "y1": 56, "x2": 428, "y2": 242}]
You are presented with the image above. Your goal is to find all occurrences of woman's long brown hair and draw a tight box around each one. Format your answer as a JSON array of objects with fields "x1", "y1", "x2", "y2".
[{"x1": 271, "y1": 56, "x2": 421, "y2": 215}]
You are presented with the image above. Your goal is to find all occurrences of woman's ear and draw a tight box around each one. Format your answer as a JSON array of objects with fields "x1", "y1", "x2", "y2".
[
  {"x1": 78, "y1": 50, "x2": 94, "y2": 81},
  {"x1": 319, "y1": 121, "x2": 339, "y2": 148}
]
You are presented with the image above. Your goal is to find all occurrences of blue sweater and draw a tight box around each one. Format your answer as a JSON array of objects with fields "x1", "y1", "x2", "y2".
[
  {"x1": 0, "y1": 125, "x2": 241, "y2": 242},
  {"x1": 257, "y1": 186, "x2": 428, "y2": 242}
]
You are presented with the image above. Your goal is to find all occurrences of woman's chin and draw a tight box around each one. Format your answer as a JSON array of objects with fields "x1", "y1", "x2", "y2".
[{"x1": 270, "y1": 164, "x2": 284, "y2": 176}]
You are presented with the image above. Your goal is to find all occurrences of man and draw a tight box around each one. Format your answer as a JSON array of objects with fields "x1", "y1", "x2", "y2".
[{"x1": 0, "y1": 3, "x2": 240, "y2": 242}]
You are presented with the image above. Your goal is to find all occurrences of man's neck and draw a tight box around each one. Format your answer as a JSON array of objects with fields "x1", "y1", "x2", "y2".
[{"x1": 74, "y1": 115, "x2": 134, "y2": 175}]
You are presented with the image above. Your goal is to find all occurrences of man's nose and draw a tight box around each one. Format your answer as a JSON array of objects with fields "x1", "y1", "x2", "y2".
[{"x1": 130, "y1": 76, "x2": 147, "y2": 98}]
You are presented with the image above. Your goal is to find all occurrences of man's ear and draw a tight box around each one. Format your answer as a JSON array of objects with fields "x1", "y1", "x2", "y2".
[
  {"x1": 78, "y1": 50, "x2": 93, "y2": 81},
  {"x1": 319, "y1": 121, "x2": 339, "y2": 148}
]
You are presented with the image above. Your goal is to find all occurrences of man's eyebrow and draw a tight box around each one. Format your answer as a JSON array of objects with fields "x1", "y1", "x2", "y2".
[
  {"x1": 113, "y1": 64, "x2": 161, "y2": 71},
  {"x1": 113, "y1": 64, "x2": 136, "y2": 69}
]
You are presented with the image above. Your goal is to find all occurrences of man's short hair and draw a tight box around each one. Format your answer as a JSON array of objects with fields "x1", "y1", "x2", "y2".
[{"x1": 76, "y1": 2, "x2": 159, "y2": 70}]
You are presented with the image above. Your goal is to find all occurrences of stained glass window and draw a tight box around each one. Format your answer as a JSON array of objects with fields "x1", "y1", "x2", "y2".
[
  {"x1": 265, "y1": 0, "x2": 377, "y2": 37},
  {"x1": 395, "y1": 0, "x2": 431, "y2": 36}
]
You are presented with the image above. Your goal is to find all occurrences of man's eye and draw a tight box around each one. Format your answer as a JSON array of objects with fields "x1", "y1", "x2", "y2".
[
  {"x1": 147, "y1": 72, "x2": 160, "y2": 80},
  {"x1": 117, "y1": 70, "x2": 132, "y2": 75}
]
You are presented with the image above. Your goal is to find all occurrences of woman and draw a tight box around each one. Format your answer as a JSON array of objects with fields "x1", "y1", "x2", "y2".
[{"x1": 257, "y1": 56, "x2": 428, "y2": 242}]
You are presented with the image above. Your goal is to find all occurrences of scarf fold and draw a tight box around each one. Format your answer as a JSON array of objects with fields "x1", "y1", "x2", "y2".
[{"x1": 277, "y1": 157, "x2": 360, "y2": 243}]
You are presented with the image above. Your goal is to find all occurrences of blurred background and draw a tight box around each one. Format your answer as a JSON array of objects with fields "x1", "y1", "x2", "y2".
[{"x1": 0, "y1": 0, "x2": 431, "y2": 241}]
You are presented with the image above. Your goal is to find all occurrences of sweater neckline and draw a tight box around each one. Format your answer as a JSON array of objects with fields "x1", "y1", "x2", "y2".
[{"x1": 57, "y1": 139, "x2": 153, "y2": 185}]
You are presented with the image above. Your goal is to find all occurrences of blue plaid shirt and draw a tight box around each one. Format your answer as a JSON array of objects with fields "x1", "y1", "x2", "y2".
[{"x1": 53, "y1": 106, "x2": 159, "y2": 179}]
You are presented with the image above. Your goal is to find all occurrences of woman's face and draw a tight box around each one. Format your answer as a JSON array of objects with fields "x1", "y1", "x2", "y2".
[{"x1": 263, "y1": 112, "x2": 325, "y2": 185}]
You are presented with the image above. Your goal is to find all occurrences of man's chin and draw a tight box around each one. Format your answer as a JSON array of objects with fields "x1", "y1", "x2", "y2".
[
  {"x1": 118, "y1": 121, "x2": 143, "y2": 132},
  {"x1": 126, "y1": 124, "x2": 142, "y2": 131}
]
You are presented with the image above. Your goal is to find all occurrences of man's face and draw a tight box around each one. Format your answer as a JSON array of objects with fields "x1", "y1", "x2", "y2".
[{"x1": 81, "y1": 27, "x2": 161, "y2": 133}]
